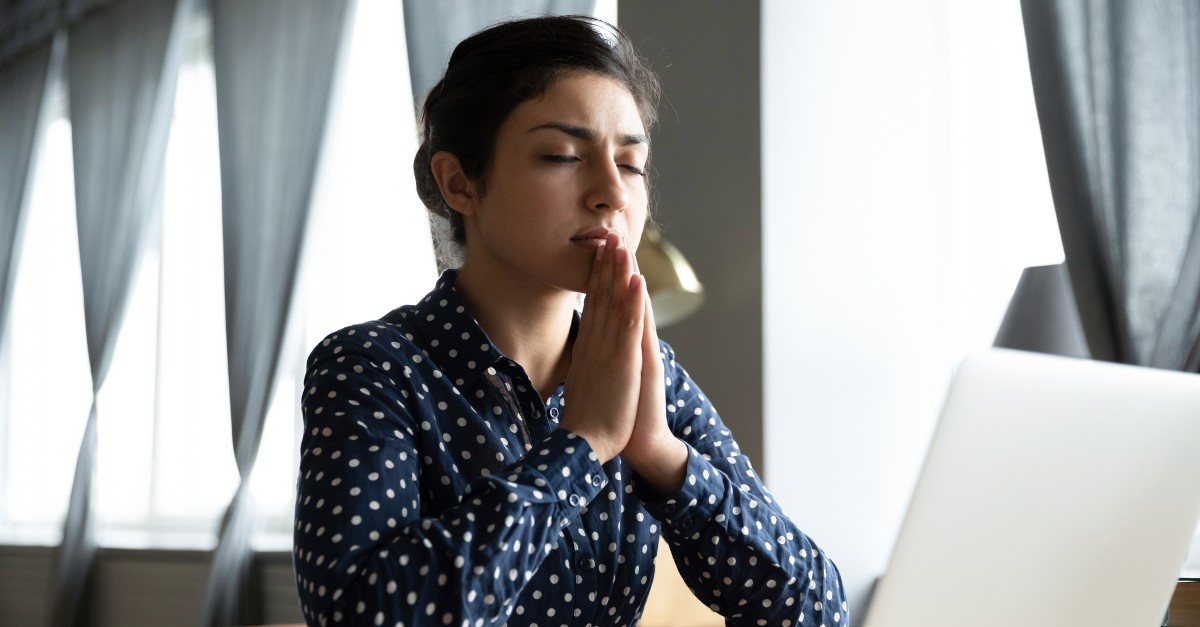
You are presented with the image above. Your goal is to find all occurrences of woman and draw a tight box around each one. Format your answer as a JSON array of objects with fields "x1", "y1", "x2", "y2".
[{"x1": 294, "y1": 15, "x2": 846, "y2": 627}]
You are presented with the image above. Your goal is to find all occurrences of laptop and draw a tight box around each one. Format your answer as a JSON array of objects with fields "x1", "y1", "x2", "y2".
[{"x1": 862, "y1": 348, "x2": 1200, "y2": 627}]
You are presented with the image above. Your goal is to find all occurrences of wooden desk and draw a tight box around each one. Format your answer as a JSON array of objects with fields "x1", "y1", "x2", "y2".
[
  {"x1": 640, "y1": 538, "x2": 723, "y2": 626},
  {"x1": 1169, "y1": 580, "x2": 1200, "y2": 627},
  {"x1": 258, "y1": 572, "x2": 1200, "y2": 626}
]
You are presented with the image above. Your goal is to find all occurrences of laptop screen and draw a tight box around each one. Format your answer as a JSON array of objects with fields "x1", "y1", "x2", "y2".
[{"x1": 863, "y1": 349, "x2": 1200, "y2": 627}]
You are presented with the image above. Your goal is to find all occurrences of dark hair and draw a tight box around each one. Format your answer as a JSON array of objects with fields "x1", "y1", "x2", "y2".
[{"x1": 413, "y1": 15, "x2": 661, "y2": 269}]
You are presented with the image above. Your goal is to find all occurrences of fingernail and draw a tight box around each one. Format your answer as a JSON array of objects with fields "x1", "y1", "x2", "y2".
[{"x1": 595, "y1": 240, "x2": 606, "y2": 260}]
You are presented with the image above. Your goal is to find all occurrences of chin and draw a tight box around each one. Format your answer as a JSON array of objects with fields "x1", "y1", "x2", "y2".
[
  {"x1": 553, "y1": 254, "x2": 594, "y2": 294},
  {"x1": 558, "y1": 272, "x2": 590, "y2": 295}
]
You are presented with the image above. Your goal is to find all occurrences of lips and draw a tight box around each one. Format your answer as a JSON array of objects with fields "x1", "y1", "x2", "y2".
[{"x1": 572, "y1": 227, "x2": 616, "y2": 241}]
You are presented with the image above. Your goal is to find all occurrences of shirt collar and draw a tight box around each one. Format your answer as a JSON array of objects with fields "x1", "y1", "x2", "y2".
[{"x1": 404, "y1": 269, "x2": 508, "y2": 389}]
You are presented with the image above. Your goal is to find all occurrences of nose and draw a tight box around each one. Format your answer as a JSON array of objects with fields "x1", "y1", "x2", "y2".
[{"x1": 584, "y1": 161, "x2": 629, "y2": 213}]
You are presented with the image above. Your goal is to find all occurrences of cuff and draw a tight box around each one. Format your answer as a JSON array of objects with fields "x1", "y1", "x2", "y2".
[
  {"x1": 516, "y1": 428, "x2": 609, "y2": 520},
  {"x1": 633, "y1": 442, "x2": 727, "y2": 537}
]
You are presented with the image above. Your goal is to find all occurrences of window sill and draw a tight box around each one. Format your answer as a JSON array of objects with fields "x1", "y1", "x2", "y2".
[{"x1": 0, "y1": 522, "x2": 293, "y2": 553}]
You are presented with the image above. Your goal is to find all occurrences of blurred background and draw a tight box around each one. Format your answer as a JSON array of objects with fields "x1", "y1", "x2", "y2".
[{"x1": 1, "y1": 0, "x2": 1196, "y2": 625}]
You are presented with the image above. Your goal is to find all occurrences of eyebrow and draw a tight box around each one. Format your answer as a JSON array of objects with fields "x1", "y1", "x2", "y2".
[{"x1": 527, "y1": 122, "x2": 648, "y2": 147}]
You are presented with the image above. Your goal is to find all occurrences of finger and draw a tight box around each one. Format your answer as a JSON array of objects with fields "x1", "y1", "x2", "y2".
[
  {"x1": 611, "y1": 234, "x2": 636, "y2": 315},
  {"x1": 630, "y1": 235, "x2": 650, "y2": 335},
  {"x1": 590, "y1": 233, "x2": 619, "y2": 335},
  {"x1": 641, "y1": 280, "x2": 662, "y2": 373},
  {"x1": 625, "y1": 273, "x2": 648, "y2": 346},
  {"x1": 629, "y1": 240, "x2": 658, "y2": 352},
  {"x1": 577, "y1": 238, "x2": 607, "y2": 341}
]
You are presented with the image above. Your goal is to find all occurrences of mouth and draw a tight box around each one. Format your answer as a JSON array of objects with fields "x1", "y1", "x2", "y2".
[{"x1": 570, "y1": 228, "x2": 618, "y2": 250}]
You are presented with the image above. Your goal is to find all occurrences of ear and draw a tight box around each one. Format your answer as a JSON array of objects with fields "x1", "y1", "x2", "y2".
[{"x1": 429, "y1": 151, "x2": 479, "y2": 217}]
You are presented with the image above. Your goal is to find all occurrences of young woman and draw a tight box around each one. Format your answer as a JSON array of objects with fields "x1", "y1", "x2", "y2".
[{"x1": 294, "y1": 15, "x2": 846, "y2": 627}]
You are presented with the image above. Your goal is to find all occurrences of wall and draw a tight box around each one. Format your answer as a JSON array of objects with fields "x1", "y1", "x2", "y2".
[
  {"x1": 0, "y1": 546, "x2": 301, "y2": 626},
  {"x1": 762, "y1": 1, "x2": 1058, "y2": 624},
  {"x1": 618, "y1": 0, "x2": 765, "y2": 471},
  {"x1": 763, "y1": 3, "x2": 955, "y2": 620}
]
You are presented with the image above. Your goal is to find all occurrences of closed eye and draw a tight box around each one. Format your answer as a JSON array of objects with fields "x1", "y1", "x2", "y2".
[{"x1": 543, "y1": 155, "x2": 644, "y2": 176}]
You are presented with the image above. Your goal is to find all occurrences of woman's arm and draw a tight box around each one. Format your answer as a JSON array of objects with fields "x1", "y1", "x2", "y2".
[
  {"x1": 293, "y1": 330, "x2": 607, "y2": 626},
  {"x1": 632, "y1": 341, "x2": 849, "y2": 627}
]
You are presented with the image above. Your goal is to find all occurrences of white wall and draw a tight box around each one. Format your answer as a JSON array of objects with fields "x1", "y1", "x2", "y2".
[{"x1": 763, "y1": 1, "x2": 1061, "y2": 623}]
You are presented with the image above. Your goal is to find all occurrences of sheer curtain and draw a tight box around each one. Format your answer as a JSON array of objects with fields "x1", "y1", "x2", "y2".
[
  {"x1": 0, "y1": 41, "x2": 52, "y2": 348},
  {"x1": 200, "y1": 1, "x2": 350, "y2": 624},
  {"x1": 50, "y1": 0, "x2": 187, "y2": 624},
  {"x1": 1022, "y1": 0, "x2": 1200, "y2": 371}
]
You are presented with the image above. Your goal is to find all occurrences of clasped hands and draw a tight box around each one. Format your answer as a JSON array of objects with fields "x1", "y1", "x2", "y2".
[{"x1": 559, "y1": 232, "x2": 688, "y2": 496}]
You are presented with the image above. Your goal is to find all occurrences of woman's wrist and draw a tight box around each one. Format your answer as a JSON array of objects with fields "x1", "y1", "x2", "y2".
[
  {"x1": 560, "y1": 424, "x2": 621, "y2": 464},
  {"x1": 622, "y1": 436, "x2": 688, "y2": 496}
]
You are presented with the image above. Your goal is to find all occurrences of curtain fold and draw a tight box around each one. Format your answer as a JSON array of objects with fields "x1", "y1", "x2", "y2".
[
  {"x1": 50, "y1": 0, "x2": 187, "y2": 625},
  {"x1": 200, "y1": 1, "x2": 350, "y2": 624},
  {"x1": 0, "y1": 0, "x2": 59, "y2": 66},
  {"x1": 0, "y1": 40, "x2": 53, "y2": 348},
  {"x1": 0, "y1": 0, "x2": 142, "y2": 65},
  {"x1": 1022, "y1": 0, "x2": 1200, "y2": 371}
]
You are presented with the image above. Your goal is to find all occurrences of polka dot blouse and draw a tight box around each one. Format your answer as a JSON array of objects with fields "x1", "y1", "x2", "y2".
[{"x1": 294, "y1": 270, "x2": 847, "y2": 627}]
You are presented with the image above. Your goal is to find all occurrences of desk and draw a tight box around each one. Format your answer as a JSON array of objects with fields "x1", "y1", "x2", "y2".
[
  {"x1": 1169, "y1": 580, "x2": 1200, "y2": 627},
  {"x1": 639, "y1": 538, "x2": 722, "y2": 626}
]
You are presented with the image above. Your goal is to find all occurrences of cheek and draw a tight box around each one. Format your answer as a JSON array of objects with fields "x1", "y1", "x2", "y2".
[
  {"x1": 629, "y1": 189, "x2": 650, "y2": 226},
  {"x1": 627, "y1": 209, "x2": 647, "y2": 247},
  {"x1": 630, "y1": 224, "x2": 646, "y2": 254}
]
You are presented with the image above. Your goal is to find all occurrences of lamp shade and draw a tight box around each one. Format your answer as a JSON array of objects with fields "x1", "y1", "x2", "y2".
[
  {"x1": 993, "y1": 263, "x2": 1090, "y2": 358},
  {"x1": 636, "y1": 225, "x2": 704, "y2": 327}
]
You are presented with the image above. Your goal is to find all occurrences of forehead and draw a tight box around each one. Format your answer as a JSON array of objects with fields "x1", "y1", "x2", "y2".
[{"x1": 502, "y1": 72, "x2": 647, "y2": 139}]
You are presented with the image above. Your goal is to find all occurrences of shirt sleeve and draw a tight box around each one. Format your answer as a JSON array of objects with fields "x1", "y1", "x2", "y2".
[
  {"x1": 293, "y1": 328, "x2": 608, "y2": 626},
  {"x1": 632, "y1": 341, "x2": 848, "y2": 627}
]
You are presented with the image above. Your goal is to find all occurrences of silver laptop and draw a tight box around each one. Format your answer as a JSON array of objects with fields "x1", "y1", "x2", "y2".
[{"x1": 862, "y1": 348, "x2": 1200, "y2": 627}]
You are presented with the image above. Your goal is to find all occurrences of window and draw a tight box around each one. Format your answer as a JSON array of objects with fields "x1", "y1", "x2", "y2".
[
  {"x1": 1, "y1": 108, "x2": 92, "y2": 543},
  {"x1": 0, "y1": 0, "x2": 438, "y2": 547}
]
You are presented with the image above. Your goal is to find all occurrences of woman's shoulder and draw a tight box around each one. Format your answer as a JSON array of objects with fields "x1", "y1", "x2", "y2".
[{"x1": 304, "y1": 305, "x2": 428, "y2": 373}]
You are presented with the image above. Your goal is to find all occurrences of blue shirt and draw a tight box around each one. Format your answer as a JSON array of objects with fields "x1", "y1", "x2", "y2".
[{"x1": 293, "y1": 270, "x2": 847, "y2": 626}]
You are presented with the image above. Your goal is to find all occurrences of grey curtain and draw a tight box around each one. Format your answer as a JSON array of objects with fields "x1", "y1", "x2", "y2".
[
  {"x1": 50, "y1": 0, "x2": 187, "y2": 625},
  {"x1": 402, "y1": 0, "x2": 598, "y2": 110},
  {"x1": 200, "y1": 1, "x2": 349, "y2": 624},
  {"x1": 0, "y1": 40, "x2": 52, "y2": 349},
  {"x1": 0, "y1": 0, "x2": 58, "y2": 65},
  {"x1": 1022, "y1": 0, "x2": 1200, "y2": 371}
]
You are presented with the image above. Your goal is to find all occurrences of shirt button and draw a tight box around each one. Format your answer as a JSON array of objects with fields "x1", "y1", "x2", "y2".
[
  {"x1": 590, "y1": 475, "x2": 603, "y2": 488},
  {"x1": 663, "y1": 503, "x2": 678, "y2": 515},
  {"x1": 568, "y1": 494, "x2": 582, "y2": 507},
  {"x1": 549, "y1": 407, "x2": 560, "y2": 419},
  {"x1": 681, "y1": 516, "x2": 697, "y2": 530},
  {"x1": 576, "y1": 556, "x2": 596, "y2": 570}
]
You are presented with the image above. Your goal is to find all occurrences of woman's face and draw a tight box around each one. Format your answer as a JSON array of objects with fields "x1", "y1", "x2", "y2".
[{"x1": 460, "y1": 71, "x2": 650, "y2": 294}]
